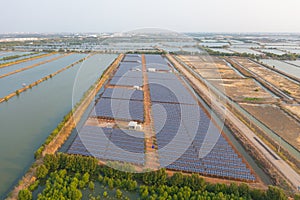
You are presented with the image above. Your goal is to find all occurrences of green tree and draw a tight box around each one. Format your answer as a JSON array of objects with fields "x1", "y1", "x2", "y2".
[
  {"x1": 294, "y1": 193, "x2": 300, "y2": 200},
  {"x1": 116, "y1": 189, "x2": 122, "y2": 199},
  {"x1": 89, "y1": 181, "x2": 95, "y2": 190},
  {"x1": 103, "y1": 191, "x2": 108, "y2": 198},
  {"x1": 18, "y1": 189, "x2": 32, "y2": 200},
  {"x1": 82, "y1": 172, "x2": 90, "y2": 183},
  {"x1": 265, "y1": 186, "x2": 287, "y2": 200},
  {"x1": 36, "y1": 164, "x2": 48, "y2": 179},
  {"x1": 108, "y1": 179, "x2": 114, "y2": 189}
]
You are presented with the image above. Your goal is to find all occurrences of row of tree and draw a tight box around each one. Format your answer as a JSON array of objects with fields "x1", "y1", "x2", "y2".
[{"x1": 19, "y1": 153, "x2": 293, "y2": 200}]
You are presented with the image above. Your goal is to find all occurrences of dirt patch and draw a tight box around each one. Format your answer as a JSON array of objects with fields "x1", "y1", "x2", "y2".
[
  {"x1": 240, "y1": 103, "x2": 300, "y2": 150},
  {"x1": 282, "y1": 104, "x2": 300, "y2": 119},
  {"x1": 209, "y1": 79, "x2": 276, "y2": 103},
  {"x1": 195, "y1": 68, "x2": 242, "y2": 79},
  {"x1": 232, "y1": 58, "x2": 300, "y2": 100}
]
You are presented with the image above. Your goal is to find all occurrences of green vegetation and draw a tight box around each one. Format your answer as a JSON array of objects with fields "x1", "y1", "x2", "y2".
[
  {"x1": 0, "y1": 52, "x2": 38, "y2": 61},
  {"x1": 203, "y1": 47, "x2": 299, "y2": 61},
  {"x1": 36, "y1": 164, "x2": 48, "y2": 179},
  {"x1": 19, "y1": 153, "x2": 293, "y2": 200},
  {"x1": 263, "y1": 52, "x2": 298, "y2": 60},
  {"x1": 243, "y1": 97, "x2": 262, "y2": 101},
  {"x1": 18, "y1": 189, "x2": 32, "y2": 200},
  {"x1": 126, "y1": 50, "x2": 165, "y2": 55},
  {"x1": 282, "y1": 89, "x2": 291, "y2": 95}
]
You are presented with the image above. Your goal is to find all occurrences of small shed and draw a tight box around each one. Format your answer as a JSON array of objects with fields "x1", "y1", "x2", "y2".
[
  {"x1": 148, "y1": 68, "x2": 156, "y2": 72},
  {"x1": 128, "y1": 121, "x2": 142, "y2": 130}
]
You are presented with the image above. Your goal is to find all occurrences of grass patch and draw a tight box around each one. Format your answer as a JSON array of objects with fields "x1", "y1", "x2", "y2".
[{"x1": 243, "y1": 97, "x2": 262, "y2": 101}]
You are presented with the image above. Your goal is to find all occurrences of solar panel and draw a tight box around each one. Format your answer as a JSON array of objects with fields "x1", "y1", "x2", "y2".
[
  {"x1": 145, "y1": 55, "x2": 170, "y2": 70},
  {"x1": 114, "y1": 70, "x2": 143, "y2": 78},
  {"x1": 68, "y1": 126, "x2": 145, "y2": 165},
  {"x1": 148, "y1": 79, "x2": 197, "y2": 105},
  {"x1": 110, "y1": 76, "x2": 143, "y2": 87},
  {"x1": 123, "y1": 55, "x2": 142, "y2": 62},
  {"x1": 147, "y1": 72, "x2": 178, "y2": 80},
  {"x1": 92, "y1": 98, "x2": 144, "y2": 122},
  {"x1": 101, "y1": 88, "x2": 144, "y2": 101},
  {"x1": 152, "y1": 101, "x2": 255, "y2": 181}
]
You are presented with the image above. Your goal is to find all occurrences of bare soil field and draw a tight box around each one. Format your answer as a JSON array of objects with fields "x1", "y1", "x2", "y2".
[
  {"x1": 209, "y1": 79, "x2": 276, "y2": 103},
  {"x1": 232, "y1": 58, "x2": 300, "y2": 100},
  {"x1": 195, "y1": 68, "x2": 244, "y2": 79},
  {"x1": 240, "y1": 103, "x2": 300, "y2": 150},
  {"x1": 283, "y1": 104, "x2": 300, "y2": 119},
  {"x1": 179, "y1": 56, "x2": 276, "y2": 103}
]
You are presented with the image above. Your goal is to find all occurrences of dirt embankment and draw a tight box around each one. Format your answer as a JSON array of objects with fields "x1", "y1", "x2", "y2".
[
  {"x1": 0, "y1": 53, "x2": 68, "y2": 79},
  {"x1": 0, "y1": 53, "x2": 55, "y2": 69},
  {"x1": 0, "y1": 54, "x2": 89, "y2": 104}
]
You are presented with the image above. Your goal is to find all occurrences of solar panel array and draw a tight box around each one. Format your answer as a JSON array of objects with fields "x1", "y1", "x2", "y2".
[
  {"x1": 147, "y1": 55, "x2": 256, "y2": 181},
  {"x1": 148, "y1": 79, "x2": 197, "y2": 105},
  {"x1": 110, "y1": 76, "x2": 143, "y2": 87},
  {"x1": 123, "y1": 54, "x2": 142, "y2": 62},
  {"x1": 68, "y1": 126, "x2": 145, "y2": 165},
  {"x1": 92, "y1": 98, "x2": 144, "y2": 122},
  {"x1": 153, "y1": 102, "x2": 255, "y2": 181},
  {"x1": 67, "y1": 54, "x2": 255, "y2": 181},
  {"x1": 114, "y1": 70, "x2": 143, "y2": 78},
  {"x1": 147, "y1": 72, "x2": 178, "y2": 80},
  {"x1": 145, "y1": 54, "x2": 170, "y2": 71},
  {"x1": 109, "y1": 56, "x2": 144, "y2": 86},
  {"x1": 101, "y1": 88, "x2": 144, "y2": 101}
]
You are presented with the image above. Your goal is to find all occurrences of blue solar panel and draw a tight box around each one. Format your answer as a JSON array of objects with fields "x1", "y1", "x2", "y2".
[
  {"x1": 145, "y1": 55, "x2": 170, "y2": 71},
  {"x1": 68, "y1": 126, "x2": 145, "y2": 165},
  {"x1": 153, "y1": 101, "x2": 255, "y2": 181},
  {"x1": 114, "y1": 70, "x2": 143, "y2": 78},
  {"x1": 147, "y1": 72, "x2": 177, "y2": 80},
  {"x1": 101, "y1": 88, "x2": 144, "y2": 101},
  {"x1": 123, "y1": 54, "x2": 142, "y2": 62},
  {"x1": 110, "y1": 76, "x2": 143, "y2": 87},
  {"x1": 92, "y1": 98, "x2": 144, "y2": 122},
  {"x1": 148, "y1": 79, "x2": 197, "y2": 105}
]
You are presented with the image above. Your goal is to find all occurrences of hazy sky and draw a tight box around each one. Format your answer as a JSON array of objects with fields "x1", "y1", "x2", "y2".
[{"x1": 1, "y1": 0, "x2": 300, "y2": 33}]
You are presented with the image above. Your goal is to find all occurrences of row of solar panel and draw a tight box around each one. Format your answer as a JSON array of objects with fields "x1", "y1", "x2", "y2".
[
  {"x1": 68, "y1": 149, "x2": 144, "y2": 165},
  {"x1": 101, "y1": 88, "x2": 144, "y2": 101},
  {"x1": 145, "y1": 55, "x2": 170, "y2": 71},
  {"x1": 123, "y1": 54, "x2": 142, "y2": 62},
  {"x1": 110, "y1": 76, "x2": 143, "y2": 87},
  {"x1": 92, "y1": 98, "x2": 144, "y2": 122},
  {"x1": 163, "y1": 154, "x2": 249, "y2": 172},
  {"x1": 152, "y1": 101, "x2": 255, "y2": 181},
  {"x1": 166, "y1": 163, "x2": 255, "y2": 181},
  {"x1": 68, "y1": 126, "x2": 145, "y2": 165},
  {"x1": 149, "y1": 80, "x2": 197, "y2": 105},
  {"x1": 147, "y1": 72, "x2": 177, "y2": 80},
  {"x1": 162, "y1": 159, "x2": 251, "y2": 175},
  {"x1": 159, "y1": 149, "x2": 240, "y2": 161}
]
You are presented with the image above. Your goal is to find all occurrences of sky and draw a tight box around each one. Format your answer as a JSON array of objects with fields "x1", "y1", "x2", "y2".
[{"x1": 1, "y1": 0, "x2": 300, "y2": 33}]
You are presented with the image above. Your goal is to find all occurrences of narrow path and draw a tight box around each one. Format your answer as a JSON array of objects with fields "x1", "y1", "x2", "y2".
[
  {"x1": 0, "y1": 54, "x2": 91, "y2": 104},
  {"x1": 142, "y1": 54, "x2": 160, "y2": 170},
  {"x1": 0, "y1": 53, "x2": 54, "y2": 69},
  {"x1": 0, "y1": 53, "x2": 69, "y2": 79}
]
